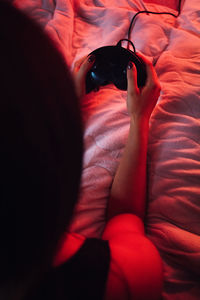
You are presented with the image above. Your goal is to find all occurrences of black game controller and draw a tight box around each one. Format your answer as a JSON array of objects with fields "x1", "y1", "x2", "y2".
[{"x1": 86, "y1": 40, "x2": 147, "y2": 94}]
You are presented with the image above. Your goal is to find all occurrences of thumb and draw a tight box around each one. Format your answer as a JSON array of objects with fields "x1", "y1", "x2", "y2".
[
  {"x1": 127, "y1": 62, "x2": 139, "y2": 96},
  {"x1": 77, "y1": 55, "x2": 95, "y2": 79},
  {"x1": 74, "y1": 55, "x2": 95, "y2": 99}
]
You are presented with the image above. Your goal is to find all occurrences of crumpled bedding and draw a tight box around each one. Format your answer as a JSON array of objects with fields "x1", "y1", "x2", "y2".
[{"x1": 10, "y1": 0, "x2": 200, "y2": 299}]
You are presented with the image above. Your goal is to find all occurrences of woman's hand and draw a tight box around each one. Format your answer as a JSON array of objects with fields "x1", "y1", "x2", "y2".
[
  {"x1": 73, "y1": 55, "x2": 95, "y2": 99},
  {"x1": 126, "y1": 54, "x2": 161, "y2": 121}
]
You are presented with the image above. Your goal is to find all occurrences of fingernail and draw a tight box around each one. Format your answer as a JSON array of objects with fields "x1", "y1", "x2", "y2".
[
  {"x1": 88, "y1": 55, "x2": 95, "y2": 63},
  {"x1": 127, "y1": 62, "x2": 133, "y2": 69}
]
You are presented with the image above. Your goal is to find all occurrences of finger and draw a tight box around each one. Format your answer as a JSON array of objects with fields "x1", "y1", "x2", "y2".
[
  {"x1": 139, "y1": 54, "x2": 159, "y2": 88},
  {"x1": 127, "y1": 62, "x2": 139, "y2": 95},
  {"x1": 135, "y1": 52, "x2": 158, "y2": 87},
  {"x1": 77, "y1": 54, "x2": 95, "y2": 79},
  {"x1": 145, "y1": 60, "x2": 159, "y2": 88},
  {"x1": 136, "y1": 51, "x2": 150, "y2": 63},
  {"x1": 73, "y1": 55, "x2": 88, "y2": 75}
]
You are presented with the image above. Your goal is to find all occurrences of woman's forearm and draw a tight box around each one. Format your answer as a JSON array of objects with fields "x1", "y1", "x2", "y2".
[{"x1": 107, "y1": 116, "x2": 149, "y2": 221}]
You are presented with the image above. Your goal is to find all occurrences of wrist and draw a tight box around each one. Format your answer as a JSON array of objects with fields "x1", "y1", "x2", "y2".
[
  {"x1": 129, "y1": 116, "x2": 149, "y2": 150},
  {"x1": 130, "y1": 114, "x2": 149, "y2": 128}
]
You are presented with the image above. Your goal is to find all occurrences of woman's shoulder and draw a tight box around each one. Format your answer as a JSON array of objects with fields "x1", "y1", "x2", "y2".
[
  {"x1": 53, "y1": 214, "x2": 163, "y2": 300},
  {"x1": 102, "y1": 214, "x2": 163, "y2": 300}
]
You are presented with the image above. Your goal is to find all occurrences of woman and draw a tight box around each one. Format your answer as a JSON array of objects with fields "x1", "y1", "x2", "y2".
[{"x1": 0, "y1": 1, "x2": 162, "y2": 299}]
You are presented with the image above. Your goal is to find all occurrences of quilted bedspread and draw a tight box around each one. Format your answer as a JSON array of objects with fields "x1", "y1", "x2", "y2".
[{"x1": 10, "y1": 0, "x2": 200, "y2": 298}]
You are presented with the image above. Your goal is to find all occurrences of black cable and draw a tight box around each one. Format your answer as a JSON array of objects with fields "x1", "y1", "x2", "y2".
[
  {"x1": 117, "y1": 39, "x2": 136, "y2": 52},
  {"x1": 126, "y1": 0, "x2": 182, "y2": 49},
  {"x1": 177, "y1": 0, "x2": 182, "y2": 15}
]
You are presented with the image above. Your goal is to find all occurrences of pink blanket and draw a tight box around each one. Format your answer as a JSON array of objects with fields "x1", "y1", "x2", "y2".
[
  {"x1": 10, "y1": 0, "x2": 200, "y2": 299},
  {"x1": 145, "y1": 0, "x2": 178, "y2": 10}
]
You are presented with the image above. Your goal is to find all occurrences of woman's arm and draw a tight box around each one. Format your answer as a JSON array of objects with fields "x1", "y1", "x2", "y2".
[
  {"x1": 103, "y1": 57, "x2": 162, "y2": 300},
  {"x1": 107, "y1": 116, "x2": 149, "y2": 220},
  {"x1": 107, "y1": 57, "x2": 161, "y2": 221}
]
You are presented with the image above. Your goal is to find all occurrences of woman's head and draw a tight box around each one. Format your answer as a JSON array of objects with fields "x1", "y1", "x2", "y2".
[{"x1": 0, "y1": 1, "x2": 83, "y2": 287}]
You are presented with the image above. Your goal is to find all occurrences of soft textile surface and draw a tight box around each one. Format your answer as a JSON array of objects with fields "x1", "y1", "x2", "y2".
[
  {"x1": 10, "y1": 0, "x2": 200, "y2": 299},
  {"x1": 145, "y1": 0, "x2": 178, "y2": 10}
]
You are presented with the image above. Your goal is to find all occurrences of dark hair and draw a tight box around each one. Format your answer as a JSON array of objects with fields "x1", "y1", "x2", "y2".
[{"x1": 0, "y1": 1, "x2": 83, "y2": 284}]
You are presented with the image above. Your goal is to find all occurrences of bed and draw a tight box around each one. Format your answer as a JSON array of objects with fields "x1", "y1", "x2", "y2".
[{"x1": 10, "y1": 0, "x2": 200, "y2": 298}]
